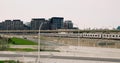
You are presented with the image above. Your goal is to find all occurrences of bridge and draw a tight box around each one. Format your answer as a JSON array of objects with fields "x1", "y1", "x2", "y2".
[{"x1": 0, "y1": 30, "x2": 120, "y2": 33}]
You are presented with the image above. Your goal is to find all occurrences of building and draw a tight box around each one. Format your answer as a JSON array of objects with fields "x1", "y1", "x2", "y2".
[
  {"x1": 42, "y1": 20, "x2": 50, "y2": 30},
  {"x1": 64, "y1": 20, "x2": 73, "y2": 29},
  {"x1": 0, "y1": 23, "x2": 2, "y2": 30},
  {"x1": 117, "y1": 26, "x2": 120, "y2": 30},
  {"x1": 24, "y1": 22, "x2": 31, "y2": 30},
  {"x1": 30, "y1": 18, "x2": 49, "y2": 30},
  {"x1": 49, "y1": 17, "x2": 64, "y2": 30},
  {"x1": 0, "y1": 17, "x2": 76, "y2": 30},
  {"x1": 2, "y1": 20, "x2": 12, "y2": 30},
  {"x1": 0, "y1": 19, "x2": 24, "y2": 30},
  {"x1": 12, "y1": 19, "x2": 24, "y2": 30}
]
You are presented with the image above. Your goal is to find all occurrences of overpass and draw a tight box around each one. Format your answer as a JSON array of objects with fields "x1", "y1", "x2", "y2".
[{"x1": 0, "y1": 30, "x2": 120, "y2": 33}]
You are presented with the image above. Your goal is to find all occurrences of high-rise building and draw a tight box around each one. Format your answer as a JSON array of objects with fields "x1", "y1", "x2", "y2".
[
  {"x1": 0, "y1": 19, "x2": 24, "y2": 30},
  {"x1": 43, "y1": 20, "x2": 50, "y2": 30},
  {"x1": 12, "y1": 19, "x2": 24, "y2": 30},
  {"x1": 0, "y1": 17, "x2": 75, "y2": 30},
  {"x1": 2, "y1": 20, "x2": 12, "y2": 30},
  {"x1": 30, "y1": 18, "x2": 49, "y2": 30},
  {"x1": 49, "y1": 17, "x2": 64, "y2": 30},
  {"x1": 64, "y1": 20, "x2": 73, "y2": 29},
  {"x1": 0, "y1": 23, "x2": 2, "y2": 30}
]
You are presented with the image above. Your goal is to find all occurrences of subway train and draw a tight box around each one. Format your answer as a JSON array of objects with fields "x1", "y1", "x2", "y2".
[{"x1": 41, "y1": 33, "x2": 120, "y2": 40}]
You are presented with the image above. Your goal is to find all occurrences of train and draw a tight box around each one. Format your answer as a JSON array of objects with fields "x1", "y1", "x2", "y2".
[{"x1": 41, "y1": 33, "x2": 120, "y2": 40}]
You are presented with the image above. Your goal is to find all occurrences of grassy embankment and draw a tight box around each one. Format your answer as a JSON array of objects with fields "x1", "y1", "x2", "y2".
[
  {"x1": 9, "y1": 37, "x2": 37, "y2": 45},
  {"x1": 6, "y1": 48, "x2": 59, "y2": 52},
  {"x1": 7, "y1": 37, "x2": 59, "y2": 52},
  {"x1": 0, "y1": 60, "x2": 20, "y2": 63},
  {"x1": 6, "y1": 37, "x2": 37, "y2": 51}
]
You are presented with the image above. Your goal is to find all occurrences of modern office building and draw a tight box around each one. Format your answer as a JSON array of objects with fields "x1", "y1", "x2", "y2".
[
  {"x1": 0, "y1": 19, "x2": 24, "y2": 30},
  {"x1": 0, "y1": 17, "x2": 76, "y2": 30},
  {"x1": 49, "y1": 17, "x2": 64, "y2": 30},
  {"x1": 12, "y1": 19, "x2": 24, "y2": 30},
  {"x1": 42, "y1": 20, "x2": 50, "y2": 30},
  {"x1": 0, "y1": 23, "x2": 2, "y2": 30},
  {"x1": 2, "y1": 20, "x2": 12, "y2": 30},
  {"x1": 30, "y1": 18, "x2": 49, "y2": 30},
  {"x1": 64, "y1": 20, "x2": 73, "y2": 29}
]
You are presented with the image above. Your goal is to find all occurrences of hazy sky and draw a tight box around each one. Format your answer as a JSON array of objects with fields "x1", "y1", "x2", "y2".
[{"x1": 0, "y1": 0, "x2": 120, "y2": 29}]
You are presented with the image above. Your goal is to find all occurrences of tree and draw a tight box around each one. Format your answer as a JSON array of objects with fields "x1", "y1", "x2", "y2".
[{"x1": 0, "y1": 38, "x2": 8, "y2": 50}]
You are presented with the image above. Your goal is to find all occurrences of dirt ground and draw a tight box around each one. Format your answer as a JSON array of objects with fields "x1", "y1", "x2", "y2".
[{"x1": 42, "y1": 36, "x2": 120, "y2": 48}]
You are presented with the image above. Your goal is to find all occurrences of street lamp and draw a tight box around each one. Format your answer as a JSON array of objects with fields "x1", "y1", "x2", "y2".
[
  {"x1": 77, "y1": 27, "x2": 80, "y2": 47},
  {"x1": 73, "y1": 24, "x2": 80, "y2": 47},
  {"x1": 37, "y1": 23, "x2": 43, "y2": 63},
  {"x1": 68, "y1": 23, "x2": 79, "y2": 50}
]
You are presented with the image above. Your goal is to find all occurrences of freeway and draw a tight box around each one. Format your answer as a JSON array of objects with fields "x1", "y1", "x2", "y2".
[{"x1": 0, "y1": 54, "x2": 120, "y2": 62}]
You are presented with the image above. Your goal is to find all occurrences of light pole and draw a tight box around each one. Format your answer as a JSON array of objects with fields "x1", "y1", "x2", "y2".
[
  {"x1": 78, "y1": 29, "x2": 80, "y2": 46},
  {"x1": 73, "y1": 24, "x2": 80, "y2": 47},
  {"x1": 68, "y1": 23, "x2": 79, "y2": 50},
  {"x1": 37, "y1": 23, "x2": 43, "y2": 63}
]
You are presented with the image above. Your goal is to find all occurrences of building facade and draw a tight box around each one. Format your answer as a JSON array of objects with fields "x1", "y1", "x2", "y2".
[
  {"x1": 0, "y1": 19, "x2": 24, "y2": 30},
  {"x1": 49, "y1": 17, "x2": 64, "y2": 30},
  {"x1": 0, "y1": 17, "x2": 76, "y2": 30},
  {"x1": 64, "y1": 20, "x2": 73, "y2": 29},
  {"x1": 30, "y1": 18, "x2": 49, "y2": 30},
  {"x1": 2, "y1": 20, "x2": 12, "y2": 30},
  {"x1": 12, "y1": 20, "x2": 24, "y2": 30}
]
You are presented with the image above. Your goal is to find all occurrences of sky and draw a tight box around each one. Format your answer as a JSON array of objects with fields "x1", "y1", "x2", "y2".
[{"x1": 0, "y1": 0, "x2": 120, "y2": 29}]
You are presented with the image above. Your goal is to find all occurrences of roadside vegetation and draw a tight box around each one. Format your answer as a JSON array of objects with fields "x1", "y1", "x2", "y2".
[
  {"x1": 41, "y1": 49, "x2": 60, "y2": 52},
  {"x1": 0, "y1": 36, "x2": 59, "y2": 52},
  {"x1": 8, "y1": 37, "x2": 37, "y2": 45},
  {"x1": 5, "y1": 48, "x2": 59, "y2": 52},
  {"x1": 0, "y1": 36, "x2": 8, "y2": 51},
  {"x1": 0, "y1": 60, "x2": 20, "y2": 63},
  {"x1": 6, "y1": 48, "x2": 37, "y2": 52}
]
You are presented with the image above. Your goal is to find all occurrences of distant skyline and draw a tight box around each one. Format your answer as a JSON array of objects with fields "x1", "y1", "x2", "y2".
[{"x1": 0, "y1": 0, "x2": 120, "y2": 29}]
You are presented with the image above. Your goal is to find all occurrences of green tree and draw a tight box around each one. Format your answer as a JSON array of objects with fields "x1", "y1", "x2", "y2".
[{"x1": 0, "y1": 38, "x2": 8, "y2": 50}]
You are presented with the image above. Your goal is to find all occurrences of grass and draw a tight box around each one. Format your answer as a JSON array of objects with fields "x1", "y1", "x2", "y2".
[
  {"x1": 6, "y1": 48, "x2": 60, "y2": 52},
  {"x1": 0, "y1": 60, "x2": 19, "y2": 63},
  {"x1": 9, "y1": 37, "x2": 37, "y2": 45},
  {"x1": 6, "y1": 48, "x2": 37, "y2": 52}
]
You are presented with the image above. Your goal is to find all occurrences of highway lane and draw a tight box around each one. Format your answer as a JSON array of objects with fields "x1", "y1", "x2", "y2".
[
  {"x1": 0, "y1": 54, "x2": 120, "y2": 62},
  {"x1": 26, "y1": 37, "x2": 66, "y2": 46}
]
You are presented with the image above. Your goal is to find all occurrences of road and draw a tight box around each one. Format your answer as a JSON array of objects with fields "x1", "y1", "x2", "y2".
[
  {"x1": 3, "y1": 35, "x2": 120, "y2": 63},
  {"x1": 0, "y1": 53, "x2": 120, "y2": 62},
  {"x1": 26, "y1": 37, "x2": 66, "y2": 46}
]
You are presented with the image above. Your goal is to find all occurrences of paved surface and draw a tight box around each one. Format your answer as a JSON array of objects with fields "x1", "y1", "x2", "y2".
[
  {"x1": 0, "y1": 46, "x2": 120, "y2": 63},
  {"x1": 0, "y1": 57, "x2": 119, "y2": 63},
  {"x1": 1, "y1": 35, "x2": 120, "y2": 63},
  {"x1": 27, "y1": 37, "x2": 65, "y2": 46},
  {"x1": 0, "y1": 53, "x2": 120, "y2": 62}
]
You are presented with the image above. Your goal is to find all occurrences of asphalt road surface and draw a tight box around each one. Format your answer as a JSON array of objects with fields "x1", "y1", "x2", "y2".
[{"x1": 0, "y1": 54, "x2": 120, "y2": 62}]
